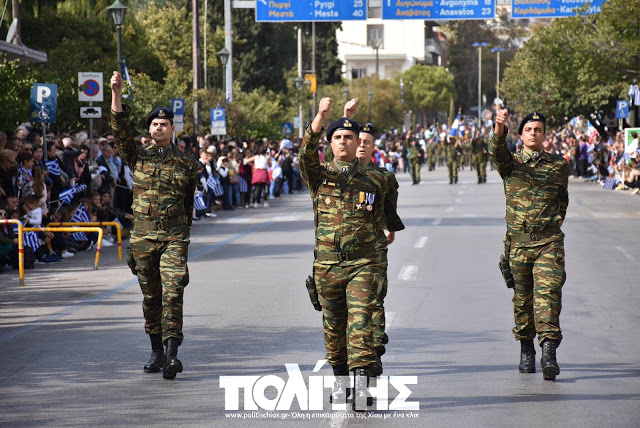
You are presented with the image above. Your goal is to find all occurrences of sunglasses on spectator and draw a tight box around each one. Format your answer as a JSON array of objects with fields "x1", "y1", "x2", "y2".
[{"x1": 0, "y1": 211, "x2": 7, "y2": 216}]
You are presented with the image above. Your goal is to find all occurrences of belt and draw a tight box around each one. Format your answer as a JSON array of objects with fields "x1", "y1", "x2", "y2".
[
  {"x1": 134, "y1": 216, "x2": 188, "y2": 232},
  {"x1": 508, "y1": 224, "x2": 562, "y2": 243},
  {"x1": 314, "y1": 242, "x2": 375, "y2": 262}
]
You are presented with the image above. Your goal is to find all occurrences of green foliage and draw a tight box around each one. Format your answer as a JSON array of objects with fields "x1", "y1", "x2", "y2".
[
  {"x1": 0, "y1": 60, "x2": 36, "y2": 131},
  {"x1": 502, "y1": 0, "x2": 640, "y2": 130},
  {"x1": 402, "y1": 65, "x2": 456, "y2": 125}
]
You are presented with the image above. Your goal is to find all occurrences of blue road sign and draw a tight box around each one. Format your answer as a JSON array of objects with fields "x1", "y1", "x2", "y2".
[
  {"x1": 281, "y1": 122, "x2": 293, "y2": 135},
  {"x1": 256, "y1": 0, "x2": 366, "y2": 22},
  {"x1": 617, "y1": 100, "x2": 629, "y2": 119},
  {"x1": 211, "y1": 108, "x2": 227, "y2": 135},
  {"x1": 383, "y1": 0, "x2": 495, "y2": 20},
  {"x1": 511, "y1": 0, "x2": 605, "y2": 19},
  {"x1": 30, "y1": 83, "x2": 57, "y2": 123},
  {"x1": 172, "y1": 98, "x2": 185, "y2": 115}
]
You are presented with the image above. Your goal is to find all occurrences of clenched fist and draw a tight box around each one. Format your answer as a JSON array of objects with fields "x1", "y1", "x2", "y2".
[
  {"x1": 494, "y1": 108, "x2": 508, "y2": 135},
  {"x1": 110, "y1": 71, "x2": 123, "y2": 96},
  {"x1": 343, "y1": 98, "x2": 358, "y2": 119},
  {"x1": 318, "y1": 97, "x2": 332, "y2": 117}
]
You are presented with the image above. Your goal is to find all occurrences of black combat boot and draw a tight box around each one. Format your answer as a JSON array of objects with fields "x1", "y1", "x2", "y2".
[
  {"x1": 143, "y1": 334, "x2": 164, "y2": 373},
  {"x1": 352, "y1": 368, "x2": 373, "y2": 412},
  {"x1": 163, "y1": 337, "x2": 183, "y2": 379},
  {"x1": 541, "y1": 339, "x2": 560, "y2": 381},
  {"x1": 478, "y1": 177, "x2": 482, "y2": 184},
  {"x1": 449, "y1": 177, "x2": 453, "y2": 184},
  {"x1": 454, "y1": 176, "x2": 458, "y2": 184},
  {"x1": 329, "y1": 364, "x2": 350, "y2": 404},
  {"x1": 518, "y1": 339, "x2": 536, "y2": 373},
  {"x1": 371, "y1": 348, "x2": 384, "y2": 377}
]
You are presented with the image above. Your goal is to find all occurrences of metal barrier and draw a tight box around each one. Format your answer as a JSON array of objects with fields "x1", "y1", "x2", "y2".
[
  {"x1": 47, "y1": 222, "x2": 123, "y2": 262},
  {"x1": 2, "y1": 219, "x2": 24, "y2": 286},
  {"x1": 23, "y1": 227, "x2": 104, "y2": 270}
]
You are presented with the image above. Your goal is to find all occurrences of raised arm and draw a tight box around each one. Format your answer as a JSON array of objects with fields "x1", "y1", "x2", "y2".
[
  {"x1": 300, "y1": 98, "x2": 332, "y2": 191},
  {"x1": 488, "y1": 108, "x2": 514, "y2": 179},
  {"x1": 110, "y1": 71, "x2": 137, "y2": 168}
]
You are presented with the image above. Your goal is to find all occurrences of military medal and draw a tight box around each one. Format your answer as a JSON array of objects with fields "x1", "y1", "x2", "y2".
[
  {"x1": 325, "y1": 197, "x2": 331, "y2": 205},
  {"x1": 356, "y1": 203, "x2": 362, "y2": 210},
  {"x1": 366, "y1": 192, "x2": 374, "y2": 211},
  {"x1": 341, "y1": 166, "x2": 350, "y2": 178},
  {"x1": 367, "y1": 205, "x2": 373, "y2": 211}
]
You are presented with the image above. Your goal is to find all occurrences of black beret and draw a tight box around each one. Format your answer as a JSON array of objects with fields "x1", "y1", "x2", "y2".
[
  {"x1": 326, "y1": 117, "x2": 359, "y2": 141},
  {"x1": 146, "y1": 108, "x2": 174, "y2": 127},
  {"x1": 518, "y1": 111, "x2": 546, "y2": 135},
  {"x1": 360, "y1": 122, "x2": 376, "y2": 137}
]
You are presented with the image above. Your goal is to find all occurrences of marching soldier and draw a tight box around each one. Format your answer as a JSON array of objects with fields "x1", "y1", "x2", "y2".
[
  {"x1": 110, "y1": 71, "x2": 198, "y2": 380},
  {"x1": 300, "y1": 97, "x2": 386, "y2": 411},
  {"x1": 408, "y1": 139, "x2": 422, "y2": 184},
  {"x1": 490, "y1": 110, "x2": 569, "y2": 381},
  {"x1": 472, "y1": 136, "x2": 488, "y2": 183},
  {"x1": 426, "y1": 139, "x2": 437, "y2": 171},
  {"x1": 445, "y1": 136, "x2": 461, "y2": 184},
  {"x1": 343, "y1": 100, "x2": 405, "y2": 377}
]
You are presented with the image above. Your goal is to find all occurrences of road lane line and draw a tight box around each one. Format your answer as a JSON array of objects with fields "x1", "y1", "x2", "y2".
[
  {"x1": 446, "y1": 206, "x2": 455, "y2": 213},
  {"x1": 432, "y1": 218, "x2": 442, "y2": 225},
  {"x1": 615, "y1": 246, "x2": 635, "y2": 261},
  {"x1": 455, "y1": 198, "x2": 462, "y2": 203},
  {"x1": 413, "y1": 236, "x2": 429, "y2": 248},
  {"x1": 398, "y1": 265, "x2": 418, "y2": 281}
]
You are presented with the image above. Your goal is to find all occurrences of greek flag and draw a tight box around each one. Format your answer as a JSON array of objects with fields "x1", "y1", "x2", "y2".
[
  {"x1": 194, "y1": 193, "x2": 207, "y2": 211},
  {"x1": 207, "y1": 175, "x2": 224, "y2": 197},
  {"x1": 59, "y1": 184, "x2": 88, "y2": 204},
  {"x1": 122, "y1": 57, "x2": 135, "y2": 90},
  {"x1": 238, "y1": 176, "x2": 248, "y2": 193},
  {"x1": 23, "y1": 231, "x2": 40, "y2": 251},
  {"x1": 603, "y1": 177, "x2": 617, "y2": 190},
  {"x1": 449, "y1": 113, "x2": 461, "y2": 138},
  {"x1": 71, "y1": 205, "x2": 91, "y2": 223},
  {"x1": 71, "y1": 232, "x2": 89, "y2": 241},
  {"x1": 46, "y1": 159, "x2": 62, "y2": 176}
]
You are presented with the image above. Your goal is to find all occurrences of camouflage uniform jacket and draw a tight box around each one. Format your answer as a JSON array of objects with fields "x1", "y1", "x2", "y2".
[
  {"x1": 299, "y1": 126, "x2": 386, "y2": 265},
  {"x1": 445, "y1": 141, "x2": 461, "y2": 162},
  {"x1": 471, "y1": 139, "x2": 488, "y2": 161},
  {"x1": 408, "y1": 146, "x2": 421, "y2": 162},
  {"x1": 111, "y1": 105, "x2": 199, "y2": 241},
  {"x1": 426, "y1": 142, "x2": 437, "y2": 156},
  {"x1": 489, "y1": 129, "x2": 569, "y2": 246}
]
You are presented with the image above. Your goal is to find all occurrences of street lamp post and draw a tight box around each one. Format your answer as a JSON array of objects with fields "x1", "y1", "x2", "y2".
[
  {"x1": 472, "y1": 42, "x2": 489, "y2": 125},
  {"x1": 343, "y1": 87, "x2": 350, "y2": 104},
  {"x1": 367, "y1": 90, "x2": 373, "y2": 122},
  {"x1": 370, "y1": 36, "x2": 383, "y2": 78},
  {"x1": 218, "y1": 47, "x2": 230, "y2": 104},
  {"x1": 491, "y1": 47, "x2": 505, "y2": 100},
  {"x1": 107, "y1": 0, "x2": 128, "y2": 78},
  {"x1": 295, "y1": 76, "x2": 304, "y2": 137}
]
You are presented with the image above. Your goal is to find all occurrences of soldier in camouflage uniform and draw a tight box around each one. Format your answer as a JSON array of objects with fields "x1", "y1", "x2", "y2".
[
  {"x1": 426, "y1": 139, "x2": 437, "y2": 171},
  {"x1": 110, "y1": 72, "x2": 198, "y2": 380},
  {"x1": 300, "y1": 97, "x2": 385, "y2": 411},
  {"x1": 445, "y1": 136, "x2": 461, "y2": 184},
  {"x1": 471, "y1": 136, "x2": 488, "y2": 183},
  {"x1": 490, "y1": 110, "x2": 568, "y2": 381},
  {"x1": 343, "y1": 101, "x2": 405, "y2": 377},
  {"x1": 407, "y1": 140, "x2": 422, "y2": 185}
]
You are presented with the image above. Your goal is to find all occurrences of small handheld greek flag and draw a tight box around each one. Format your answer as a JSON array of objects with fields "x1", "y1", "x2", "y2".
[
  {"x1": 71, "y1": 205, "x2": 91, "y2": 223},
  {"x1": 207, "y1": 175, "x2": 224, "y2": 197},
  {"x1": 449, "y1": 113, "x2": 461, "y2": 138},
  {"x1": 59, "y1": 184, "x2": 88, "y2": 205},
  {"x1": 23, "y1": 231, "x2": 40, "y2": 251},
  {"x1": 194, "y1": 193, "x2": 207, "y2": 211},
  {"x1": 71, "y1": 232, "x2": 89, "y2": 241},
  {"x1": 46, "y1": 159, "x2": 62, "y2": 176},
  {"x1": 238, "y1": 176, "x2": 248, "y2": 193}
]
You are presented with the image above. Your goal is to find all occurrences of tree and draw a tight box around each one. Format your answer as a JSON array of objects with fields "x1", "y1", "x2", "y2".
[
  {"x1": 402, "y1": 65, "x2": 456, "y2": 126},
  {"x1": 0, "y1": 60, "x2": 35, "y2": 131},
  {"x1": 502, "y1": 0, "x2": 640, "y2": 136}
]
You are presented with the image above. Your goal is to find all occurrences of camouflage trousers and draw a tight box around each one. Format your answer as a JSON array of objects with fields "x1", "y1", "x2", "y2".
[
  {"x1": 130, "y1": 236, "x2": 190, "y2": 344},
  {"x1": 509, "y1": 239, "x2": 565, "y2": 345},
  {"x1": 372, "y1": 250, "x2": 389, "y2": 354},
  {"x1": 410, "y1": 160, "x2": 421, "y2": 183},
  {"x1": 314, "y1": 258, "x2": 382, "y2": 369},
  {"x1": 447, "y1": 160, "x2": 458, "y2": 179},
  {"x1": 475, "y1": 157, "x2": 487, "y2": 179},
  {"x1": 427, "y1": 157, "x2": 436, "y2": 170}
]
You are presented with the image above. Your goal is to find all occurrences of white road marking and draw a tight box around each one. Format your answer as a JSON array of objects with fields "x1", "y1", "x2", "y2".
[
  {"x1": 398, "y1": 265, "x2": 418, "y2": 281},
  {"x1": 458, "y1": 191, "x2": 465, "y2": 195},
  {"x1": 446, "y1": 206, "x2": 455, "y2": 213},
  {"x1": 414, "y1": 236, "x2": 429, "y2": 248},
  {"x1": 432, "y1": 217, "x2": 442, "y2": 225},
  {"x1": 616, "y1": 246, "x2": 635, "y2": 261},
  {"x1": 454, "y1": 198, "x2": 462, "y2": 203},
  {"x1": 386, "y1": 311, "x2": 397, "y2": 330},
  {"x1": 215, "y1": 217, "x2": 253, "y2": 224}
]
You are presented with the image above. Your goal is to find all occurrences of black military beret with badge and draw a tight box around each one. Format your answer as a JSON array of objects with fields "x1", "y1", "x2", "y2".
[
  {"x1": 326, "y1": 117, "x2": 360, "y2": 141},
  {"x1": 518, "y1": 111, "x2": 546, "y2": 135},
  {"x1": 360, "y1": 122, "x2": 376, "y2": 137},
  {"x1": 146, "y1": 108, "x2": 174, "y2": 127}
]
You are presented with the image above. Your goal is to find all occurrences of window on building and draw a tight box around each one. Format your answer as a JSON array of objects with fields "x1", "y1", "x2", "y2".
[
  {"x1": 368, "y1": 0, "x2": 382, "y2": 18},
  {"x1": 367, "y1": 25, "x2": 384, "y2": 48},
  {"x1": 352, "y1": 68, "x2": 368, "y2": 79}
]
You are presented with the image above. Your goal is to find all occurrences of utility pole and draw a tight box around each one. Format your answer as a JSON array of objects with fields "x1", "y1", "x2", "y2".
[
  {"x1": 192, "y1": 0, "x2": 201, "y2": 135},
  {"x1": 312, "y1": 22, "x2": 316, "y2": 117},
  {"x1": 224, "y1": 0, "x2": 233, "y2": 102}
]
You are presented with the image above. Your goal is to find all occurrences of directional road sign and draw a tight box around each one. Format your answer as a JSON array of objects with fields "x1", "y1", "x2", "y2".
[
  {"x1": 30, "y1": 83, "x2": 57, "y2": 123},
  {"x1": 256, "y1": 0, "x2": 366, "y2": 22},
  {"x1": 78, "y1": 72, "x2": 104, "y2": 102},
  {"x1": 211, "y1": 108, "x2": 227, "y2": 136},
  {"x1": 383, "y1": 0, "x2": 495, "y2": 20},
  {"x1": 617, "y1": 100, "x2": 629, "y2": 119},
  {"x1": 80, "y1": 106, "x2": 102, "y2": 119},
  {"x1": 281, "y1": 122, "x2": 293, "y2": 135},
  {"x1": 172, "y1": 98, "x2": 185, "y2": 133},
  {"x1": 511, "y1": 0, "x2": 605, "y2": 19}
]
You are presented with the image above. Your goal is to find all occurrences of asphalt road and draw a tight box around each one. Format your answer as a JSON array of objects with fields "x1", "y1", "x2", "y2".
[{"x1": 1, "y1": 165, "x2": 639, "y2": 428}]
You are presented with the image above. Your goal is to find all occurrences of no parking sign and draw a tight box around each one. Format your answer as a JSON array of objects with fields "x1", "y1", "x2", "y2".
[{"x1": 78, "y1": 72, "x2": 104, "y2": 102}]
